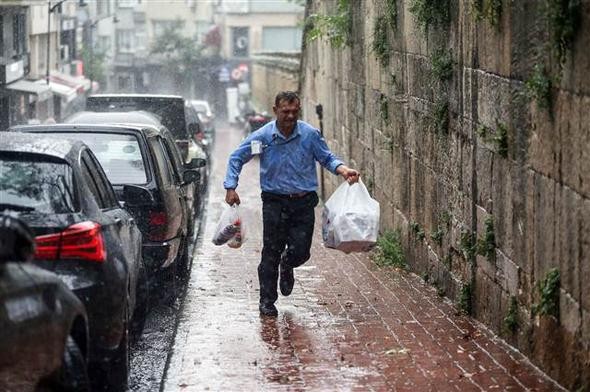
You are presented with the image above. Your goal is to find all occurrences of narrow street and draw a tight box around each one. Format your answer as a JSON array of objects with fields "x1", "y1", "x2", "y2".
[{"x1": 161, "y1": 124, "x2": 564, "y2": 391}]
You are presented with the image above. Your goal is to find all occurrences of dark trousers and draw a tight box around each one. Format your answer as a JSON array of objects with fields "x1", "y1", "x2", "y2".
[{"x1": 259, "y1": 191, "x2": 319, "y2": 305}]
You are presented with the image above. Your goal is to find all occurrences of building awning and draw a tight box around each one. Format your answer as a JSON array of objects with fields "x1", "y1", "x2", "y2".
[
  {"x1": 5, "y1": 79, "x2": 52, "y2": 102},
  {"x1": 50, "y1": 71, "x2": 91, "y2": 93},
  {"x1": 36, "y1": 79, "x2": 77, "y2": 103}
]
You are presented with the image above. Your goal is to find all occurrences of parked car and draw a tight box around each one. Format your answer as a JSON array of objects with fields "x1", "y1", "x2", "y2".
[
  {"x1": 86, "y1": 94, "x2": 199, "y2": 164},
  {"x1": 0, "y1": 132, "x2": 144, "y2": 391},
  {"x1": 190, "y1": 99, "x2": 216, "y2": 144},
  {"x1": 11, "y1": 124, "x2": 202, "y2": 287},
  {"x1": 0, "y1": 213, "x2": 89, "y2": 392},
  {"x1": 65, "y1": 110, "x2": 207, "y2": 216}
]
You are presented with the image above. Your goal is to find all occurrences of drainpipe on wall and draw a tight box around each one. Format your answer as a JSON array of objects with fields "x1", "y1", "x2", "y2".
[{"x1": 315, "y1": 103, "x2": 325, "y2": 200}]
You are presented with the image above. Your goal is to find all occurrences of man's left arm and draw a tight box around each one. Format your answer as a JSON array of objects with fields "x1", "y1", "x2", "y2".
[{"x1": 312, "y1": 130, "x2": 360, "y2": 184}]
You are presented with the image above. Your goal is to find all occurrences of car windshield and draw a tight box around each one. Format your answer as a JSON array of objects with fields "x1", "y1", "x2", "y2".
[
  {"x1": 0, "y1": 156, "x2": 77, "y2": 213},
  {"x1": 51, "y1": 133, "x2": 148, "y2": 185}
]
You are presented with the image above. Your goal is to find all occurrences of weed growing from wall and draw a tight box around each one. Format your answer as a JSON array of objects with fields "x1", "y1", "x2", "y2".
[
  {"x1": 458, "y1": 283, "x2": 472, "y2": 314},
  {"x1": 544, "y1": 0, "x2": 581, "y2": 67},
  {"x1": 440, "y1": 210, "x2": 452, "y2": 227},
  {"x1": 386, "y1": 0, "x2": 398, "y2": 30},
  {"x1": 410, "y1": 0, "x2": 450, "y2": 32},
  {"x1": 503, "y1": 296, "x2": 519, "y2": 334},
  {"x1": 306, "y1": 0, "x2": 353, "y2": 49},
  {"x1": 476, "y1": 216, "x2": 496, "y2": 263},
  {"x1": 494, "y1": 122, "x2": 508, "y2": 158},
  {"x1": 471, "y1": 0, "x2": 502, "y2": 27},
  {"x1": 372, "y1": 230, "x2": 406, "y2": 268},
  {"x1": 372, "y1": 16, "x2": 390, "y2": 67},
  {"x1": 432, "y1": 100, "x2": 449, "y2": 135},
  {"x1": 525, "y1": 64, "x2": 553, "y2": 110},
  {"x1": 477, "y1": 122, "x2": 509, "y2": 158},
  {"x1": 532, "y1": 268, "x2": 560, "y2": 318},
  {"x1": 431, "y1": 227, "x2": 444, "y2": 246},
  {"x1": 460, "y1": 229, "x2": 476, "y2": 260},
  {"x1": 430, "y1": 49, "x2": 454, "y2": 82},
  {"x1": 410, "y1": 221, "x2": 426, "y2": 241}
]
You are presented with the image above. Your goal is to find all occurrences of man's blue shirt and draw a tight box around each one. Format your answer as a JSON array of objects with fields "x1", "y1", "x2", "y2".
[{"x1": 223, "y1": 120, "x2": 344, "y2": 194}]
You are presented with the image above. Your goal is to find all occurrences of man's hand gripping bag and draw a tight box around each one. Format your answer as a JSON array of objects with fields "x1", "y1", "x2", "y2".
[{"x1": 322, "y1": 179, "x2": 380, "y2": 253}]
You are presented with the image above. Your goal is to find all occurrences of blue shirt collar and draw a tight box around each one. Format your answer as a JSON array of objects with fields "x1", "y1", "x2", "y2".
[{"x1": 272, "y1": 120, "x2": 299, "y2": 140}]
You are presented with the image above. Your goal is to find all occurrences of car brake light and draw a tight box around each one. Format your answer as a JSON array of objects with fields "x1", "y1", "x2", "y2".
[
  {"x1": 34, "y1": 221, "x2": 106, "y2": 263},
  {"x1": 149, "y1": 211, "x2": 167, "y2": 226},
  {"x1": 195, "y1": 132, "x2": 204, "y2": 142}
]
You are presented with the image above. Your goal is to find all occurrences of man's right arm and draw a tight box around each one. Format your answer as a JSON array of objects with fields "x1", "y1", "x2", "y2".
[{"x1": 223, "y1": 133, "x2": 258, "y2": 205}]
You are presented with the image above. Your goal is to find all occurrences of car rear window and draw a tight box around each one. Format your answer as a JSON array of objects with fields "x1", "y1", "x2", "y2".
[
  {"x1": 0, "y1": 157, "x2": 78, "y2": 213},
  {"x1": 51, "y1": 133, "x2": 148, "y2": 185}
]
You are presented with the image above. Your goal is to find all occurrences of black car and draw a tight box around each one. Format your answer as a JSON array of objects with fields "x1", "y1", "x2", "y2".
[
  {"x1": 11, "y1": 124, "x2": 202, "y2": 286},
  {"x1": 0, "y1": 133, "x2": 144, "y2": 391},
  {"x1": 65, "y1": 110, "x2": 206, "y2": 219},
  {"x1": 0, "y1": 214, "x2": 89, "y2": 391},
  {"x1": 86, "y1": 94, "x2": 200, "y2": 164}
]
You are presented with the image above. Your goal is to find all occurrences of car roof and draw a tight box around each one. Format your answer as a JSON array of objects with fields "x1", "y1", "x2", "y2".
[
  {"x1": 89, "y1": 93, "x2": 183, "y2": 100},
  {"x1": 0, "y1": 132, "x2": 84, "y2": 161},
  {"x1": 65, "y1": 110, "x2": 163, "y2": 127},
  {"x1": 11, "y1": 123, "x2": 163, "y2": 139}
]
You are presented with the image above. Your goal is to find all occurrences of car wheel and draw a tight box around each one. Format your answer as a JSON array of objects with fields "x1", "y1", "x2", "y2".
[
  {"x1": 176, "y1": 238, "x2": 192, "y2": 282},
  {"x1": 131, "y1": 260, "x2": 150, "y2": 337},
  {"x1": 44, "y1": 335, "x2": 89, "y2": 392},
  {"x1": 106, "y1": 303, "x2": 129, "y2": 392}
]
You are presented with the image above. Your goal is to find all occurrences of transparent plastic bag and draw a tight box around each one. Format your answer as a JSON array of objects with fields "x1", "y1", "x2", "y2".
[
  {"x1": 322, "y1": 179, "x2": 380, "y2": 253},
  {"x1": 212, "y1": 204, "x2": 247, "y2": 248}
]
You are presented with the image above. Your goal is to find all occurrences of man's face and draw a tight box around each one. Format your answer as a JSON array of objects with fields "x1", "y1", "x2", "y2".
[{"x1": 273, "y1": 99, "x2": 300, "y2": 132}]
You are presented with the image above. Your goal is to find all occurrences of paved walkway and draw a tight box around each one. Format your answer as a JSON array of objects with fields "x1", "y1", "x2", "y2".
[{"x1": 163, "y1": 124, "x2": 564, "y2": 391}]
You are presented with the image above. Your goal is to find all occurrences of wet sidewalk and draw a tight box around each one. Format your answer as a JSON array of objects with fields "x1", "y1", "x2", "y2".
[{"x1": 163, "y1": 124, "x2": 564, "y2": 391}]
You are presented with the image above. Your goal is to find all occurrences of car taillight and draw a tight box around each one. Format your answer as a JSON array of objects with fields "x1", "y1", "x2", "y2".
[
  {"x1": 149, "y1": 211, "x2": 167, "y2": 226},
  {"x1": 195, "y1": 132, "x2": 204, "y2": 142},
  {"x1": 147, "y1": 211, "x2": 168, "y2": 241},
  {"x1": 35, "y1": 221, "x2": 106, "y2": 263}
]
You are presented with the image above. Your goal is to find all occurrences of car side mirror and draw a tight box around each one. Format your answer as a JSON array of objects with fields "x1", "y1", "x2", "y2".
[
  {"x1": 122, "y1": 184, "x2": 153, "y2": 205},
  {"x1": 182, "y1": 169, "x2": 200, "y2": 184},
  {"x1": 185, "y1": 157, "x2": 206, "y2": 169}
]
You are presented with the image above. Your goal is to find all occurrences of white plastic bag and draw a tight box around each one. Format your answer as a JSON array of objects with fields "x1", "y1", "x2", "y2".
[
  {"x1": 212, "y1": 204, "x2": 247, "y2": 248},
  {"x1": 322, "y1": 179, "x2": 380, "y2": 253}
]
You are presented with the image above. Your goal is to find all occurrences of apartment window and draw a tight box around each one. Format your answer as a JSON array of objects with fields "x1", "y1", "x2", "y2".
[
  {"x1": 153, "y1": 20, "x2": 183, "y2": 37},
  {"x1": 262, "y1": 26, "x2": 302, "y2": 51},
  {"x1": 12, "y1": 13, "x2": 26, "y2": 55},
  {"x1": 117, "y1": 30, "x2": 135, "y2": 53}
]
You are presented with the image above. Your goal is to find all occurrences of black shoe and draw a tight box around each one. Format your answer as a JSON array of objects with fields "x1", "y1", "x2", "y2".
[
  {"x1": 279, "y1": 263, "x2": 294, "y2": 296},
  {"x1": 259, "y1": 302, "x2": 278, "y2": 317}
]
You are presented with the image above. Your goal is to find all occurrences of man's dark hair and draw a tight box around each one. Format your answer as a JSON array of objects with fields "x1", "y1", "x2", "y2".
[{"x1": 274, "y1": 91, "x2": 300, "y2": 107}]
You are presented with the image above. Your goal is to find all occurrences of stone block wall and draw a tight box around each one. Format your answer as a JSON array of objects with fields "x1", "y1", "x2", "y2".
[
  {"x1": 251, "y1": 52, "x2": 301, "y2": 113},
  {"x1": 300, "y1": 0, "x2": 590, "y2": 389}
]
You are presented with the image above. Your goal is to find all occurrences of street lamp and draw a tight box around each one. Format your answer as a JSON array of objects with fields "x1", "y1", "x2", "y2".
[{"x1": 46, "y1": 0, "x2": 86, "y2": 84}]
